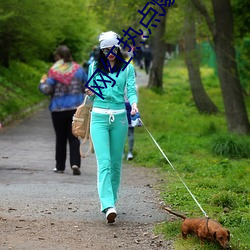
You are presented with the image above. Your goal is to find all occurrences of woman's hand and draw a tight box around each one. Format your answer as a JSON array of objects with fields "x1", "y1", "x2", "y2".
[
  {"x1": 85, "y1": 88, "x2": 95, "y2": 97},
  {"x1": 131, "y1": 103, "x2": 138, "y2": 116},
  {"x1": 40, "y1": 74, "x2": 47, "y2": 84}
]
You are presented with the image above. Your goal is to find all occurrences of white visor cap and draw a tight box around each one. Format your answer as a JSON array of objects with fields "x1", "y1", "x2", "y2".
[{"x1": 99, "y1": 31, "x2": 121, "y2": 49}]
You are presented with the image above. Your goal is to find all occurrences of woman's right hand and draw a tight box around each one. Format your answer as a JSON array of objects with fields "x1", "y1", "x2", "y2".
[
  {"x1": 85, "y1": 88, "x2": 95, "y2": 97},
  {"x1": 131, "y1": 103, "x2": 138, "y2": 116}
]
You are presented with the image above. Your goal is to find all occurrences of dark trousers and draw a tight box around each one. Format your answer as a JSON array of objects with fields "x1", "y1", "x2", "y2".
[
  {"x1": 127, "y1": 127, "x2": 134, "y2": 152},
  {"x1": 51, "y1": 110, "x2": 80, "y2": 171},
  {"x1": 125, "y1": 102, "x2": 134, "y2": 153},
  {"x1": 144, "y1": 59, "x2": 151, "y2": 74}
]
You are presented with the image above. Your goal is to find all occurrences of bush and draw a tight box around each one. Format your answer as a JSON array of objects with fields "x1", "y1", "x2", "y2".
[
  {"x1": 210, "y1": 135, "x2": 250, "y2": 159},
  {"x1": 210, "y1": 191, "x2": 237, "y2": 209}
]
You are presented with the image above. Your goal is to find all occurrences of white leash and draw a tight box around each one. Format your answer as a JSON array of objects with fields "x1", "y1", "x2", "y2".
[{"x1": 139, "y1": 118, "x2": 209, "y2": 218}]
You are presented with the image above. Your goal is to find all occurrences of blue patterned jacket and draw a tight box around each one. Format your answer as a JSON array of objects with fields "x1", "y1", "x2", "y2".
[{"x1": 39, "y1": 67, "x2": 87, "y2": 112}]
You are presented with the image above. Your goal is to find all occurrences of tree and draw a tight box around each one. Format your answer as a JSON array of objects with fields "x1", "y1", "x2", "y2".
[
  {"x1": 191, "y1": 0, "x2": 250, "y2": 134},
  {"x1": 148, "y1": 5, "x2": 169, "y2": 90},
  {"x1": 0, "y1": 0, "x2": 98, "y2": 66},
  {"x1": 184, "y1": 1, "x2": 218, "y2": 114}
]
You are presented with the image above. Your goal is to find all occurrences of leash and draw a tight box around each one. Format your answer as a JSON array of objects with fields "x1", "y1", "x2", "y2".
[{"x1": 139, "y1": 118, "x2": 209, "y2": 218}]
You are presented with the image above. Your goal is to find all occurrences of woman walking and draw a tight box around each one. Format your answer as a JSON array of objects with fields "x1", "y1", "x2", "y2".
[
  {"x1": 39, "y1": 45, "x2": 87, "y2": 175},
  {"x1": 85, "y1": 31, "x2": 138, "y2": 223}
]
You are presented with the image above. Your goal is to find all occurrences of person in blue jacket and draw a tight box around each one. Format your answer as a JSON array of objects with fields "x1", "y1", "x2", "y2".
[
  {"x1": 39, "y1": 45, "x2": 87, "y2": 175},
  {"x1": 85, "y1": 31, "x2": 139, "y2": 223}
]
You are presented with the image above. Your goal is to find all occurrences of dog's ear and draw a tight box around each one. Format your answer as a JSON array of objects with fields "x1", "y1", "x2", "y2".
[
  {"x1": 227, "y1": 230, "x2": 230, "y2": 240},
  {"x1": 213, "y1": 231, "x2": 217, "y2": 240}
]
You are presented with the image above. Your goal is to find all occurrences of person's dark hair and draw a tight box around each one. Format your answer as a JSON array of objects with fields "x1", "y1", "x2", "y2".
[
  {"x1": 54, "y1": 45, "x2": 73, "y2": 63},
  {"x1": 96, "y1": 48, "x2": 125, "y2": 73}
]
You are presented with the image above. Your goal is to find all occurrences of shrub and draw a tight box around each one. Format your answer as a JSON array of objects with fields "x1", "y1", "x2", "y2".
[
  {"x1": 210, "y1": 191, "x2": 237, "y2": 209},
  {"x1": 210, "y1": 135, "x2": 250, "y2": 159}
]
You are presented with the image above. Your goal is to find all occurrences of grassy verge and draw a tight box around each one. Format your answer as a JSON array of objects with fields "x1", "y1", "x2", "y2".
[
  {"x1": 0, "y1": 60, "x2": 50, "y2": 125},
  {"x1": 129, "y1": 58, "x2": 250, "y2": 250}
]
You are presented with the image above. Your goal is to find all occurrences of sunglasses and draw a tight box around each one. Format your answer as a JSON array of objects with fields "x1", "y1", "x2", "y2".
[{"x1": 102, "y1": 47, "x2": 118, "y2": 55}]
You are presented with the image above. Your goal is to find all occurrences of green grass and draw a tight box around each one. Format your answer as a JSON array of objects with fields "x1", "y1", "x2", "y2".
[
  {"x1": 0, "y1": 60, "x2": 50, "y2": 123},
  {"x1": 129, "y1": 58, "x2": 250, "y2": 250}
]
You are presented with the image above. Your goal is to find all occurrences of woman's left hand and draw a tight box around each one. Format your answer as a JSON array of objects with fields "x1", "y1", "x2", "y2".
[
  {"x1": 85, "y1": 88, "x2": 95, "y2": 97},
  {"x1": 131, "y1": 103, "x2": 138, "y2": 116}
]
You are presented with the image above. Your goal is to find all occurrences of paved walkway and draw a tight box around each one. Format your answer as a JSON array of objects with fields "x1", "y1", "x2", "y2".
[
  {"x1": 0, "y1": 105, "x2": 163, "y2": 222},
  {"x1": 0, "y1": 71, "x2": 174, "y2": 249},
  {"x1": 135, "y1": 68, "x2": 149, "y2": 88}
]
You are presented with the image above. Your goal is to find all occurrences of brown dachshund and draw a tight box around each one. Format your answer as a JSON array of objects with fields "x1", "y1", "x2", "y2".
[{"x1": 162, "y1": 207, "x2": 231, "y2": 249}]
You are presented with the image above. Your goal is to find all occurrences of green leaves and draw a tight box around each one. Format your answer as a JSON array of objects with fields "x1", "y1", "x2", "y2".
[
  {"x1": 0, "y1": 0, "x2": 99, "y2": 66},
  {"x1": 91, "y1": 0, "x2": 146, "y2": 34}
]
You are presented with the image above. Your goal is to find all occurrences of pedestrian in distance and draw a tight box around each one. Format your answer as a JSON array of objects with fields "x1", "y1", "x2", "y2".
[
  {"x1": 87, "y1": 45, "x2": 99, "y2": 70},
  {"x1": 125, "y1": 101, "x2": 135, "y2": 160},
  {"x1": 39, "y1": 45, "x2": 87, "y2": 175},
  {"x1": 124, "y1": 84, "x2": 141, "y2": 161},
  {"x1": 85, "y1": 31, "x2": 139, "y2": 223},
  {"x1": 122, "y1": 51, "x2": 137, "y2": 161},
  {"x1": 143, "y1": 44, "x2": 152, "y2": 74},
  {"x1": 134, "y1": 47, "x2": 144, "y2": 69}
]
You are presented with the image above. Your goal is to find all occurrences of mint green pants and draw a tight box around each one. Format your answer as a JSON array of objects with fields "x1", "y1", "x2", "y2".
[{"x1": 90, "y1": 111, "x2": 128, "y2": 212}]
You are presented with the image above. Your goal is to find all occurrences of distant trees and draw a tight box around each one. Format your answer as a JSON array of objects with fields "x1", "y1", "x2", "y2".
[
  {"x1": 0, "y1": 0, "x2": 98, "y2": 67},
  {"x1": 191, "y1": 0, "x2": 250, "y2": 134},
  {"x1": 94, "y1": 0, "x2": 250, "y2": 134},
  {"x1": 1, "y1": 0, "x2": 249, "y2": 134}
]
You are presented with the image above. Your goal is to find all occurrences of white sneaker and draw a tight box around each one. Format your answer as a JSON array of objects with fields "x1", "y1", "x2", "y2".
[
  {"x1": 127, "y1": 152, "x2": 133, "y2": 160},
  {"x1": 105, "y1": 207, "x2": 117, "y2": 223},
  {"x1": 53, "y1": 168, "x2": 64, "y2": 173}
]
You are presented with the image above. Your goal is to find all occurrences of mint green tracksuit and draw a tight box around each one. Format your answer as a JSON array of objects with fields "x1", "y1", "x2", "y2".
[{"x1": 88, "y1": 62, "x2": 138, "y2": 212}]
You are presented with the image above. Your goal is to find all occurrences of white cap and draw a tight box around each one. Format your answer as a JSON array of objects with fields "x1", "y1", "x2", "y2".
[{"x1": 99, "y1": 31, "x2": 121, "y2": 49}]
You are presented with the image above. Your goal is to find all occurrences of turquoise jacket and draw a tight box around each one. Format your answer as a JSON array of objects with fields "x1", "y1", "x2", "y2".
[{"x1": 87, "y1": 62, "x2": 138, "y2": 110}]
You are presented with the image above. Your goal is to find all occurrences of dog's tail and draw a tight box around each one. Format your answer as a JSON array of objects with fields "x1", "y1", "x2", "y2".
[{"x1": 162, "y1": 206, "x2": 187, "y2": 220}]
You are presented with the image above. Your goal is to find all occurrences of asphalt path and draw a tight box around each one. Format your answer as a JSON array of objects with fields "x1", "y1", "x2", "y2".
[{"x1": 0, "y1": 69, "x2": 172, "y2": 249}]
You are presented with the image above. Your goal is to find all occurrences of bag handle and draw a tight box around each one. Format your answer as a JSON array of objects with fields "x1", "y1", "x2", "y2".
[
  {"x1": 83, "y1": 94, "x2": 88, "y2": 105},
  {"x1": 79, "y1": 95, "x2": 93, "y2": 158},
  {"x1": 79, "y1": 138, "x2": 93, "y2": 158},
  {"x1": 79, "y1": 110, "x2": 94, "y2": 158}
]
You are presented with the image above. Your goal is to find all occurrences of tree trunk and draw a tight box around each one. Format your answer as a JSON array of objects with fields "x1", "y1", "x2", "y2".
[
  {"x1": 212, "y1": 0, "x2": 250, "y2": 134},
  {"x1": 147, "y1": 6, "x2": 168, "y2": 90},
  {"x1": 184, "y1": 4, "x2": 218, "y2": 114}
]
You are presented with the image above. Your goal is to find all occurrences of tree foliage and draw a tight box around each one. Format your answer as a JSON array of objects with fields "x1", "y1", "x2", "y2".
[
  {"x1": 232, "y1": 0, "x2": 250, "y2": 40},
  {"x1": 232, "y1": 0, "x2": 250, "y2": 95},
  {"x1": 164, "y1": 3, "x2": 184, "y2": 44},
  {"x1": 0, "y1": 0, "x2": 99, "y2": 67},
  {"x1": 91, "y1": 0, "x2": 146, "y2": 36}
]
